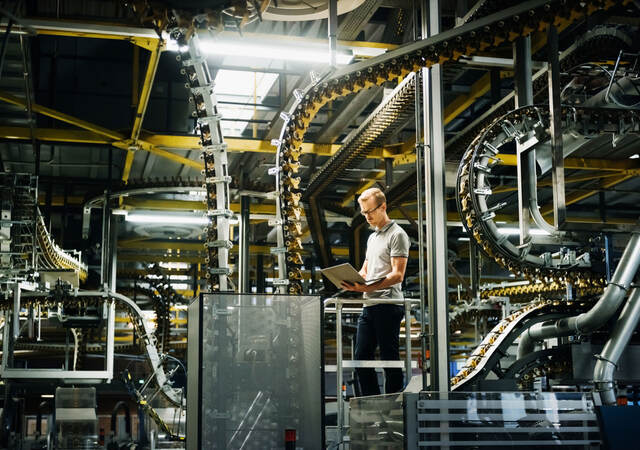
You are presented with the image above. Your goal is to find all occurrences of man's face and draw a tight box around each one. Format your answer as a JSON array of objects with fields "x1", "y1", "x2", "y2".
[{"x1": 359, "y1": 196, "x2": 385, "y2": 227}]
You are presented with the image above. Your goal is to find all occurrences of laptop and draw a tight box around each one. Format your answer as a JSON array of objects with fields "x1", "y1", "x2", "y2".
[{"x1": 320, "y1": 263, "x2": 385, "y2": 290}]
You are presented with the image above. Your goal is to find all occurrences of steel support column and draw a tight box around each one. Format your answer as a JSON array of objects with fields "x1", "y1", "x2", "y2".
[
  {"x1": 469, "y1": 239, "x2": 479, "y2": 300},
  {"x1": 547, "y1": 24, "x2": 566, "y2": 229},
  {"x1": 100, "y1": 191, "x2": 110, "y2": 288},
  {"x1": 109, "y1": 214, "x2": 119, "y2": 292},
  {"x1": 329, "y1": 0, "x2": 338, "y2": 67},
  {"x1": 239, "y1": 195, "x2": 251, "y2": 293},
  {"x1": 422, "y1": 0, "x2": 449, "y2": 392},
  {"x1": 413, "y1": 56, "x2": 429, "y2": 391},
  {"x1": 514, "y1": 36, "x2": 533, "y2": 245},
  {"x1": 256, "y1": 253, "x2": 265, "y2": 293},
  {"x1": 385, "y1": 157, "x2": 394, "y2": 189}
]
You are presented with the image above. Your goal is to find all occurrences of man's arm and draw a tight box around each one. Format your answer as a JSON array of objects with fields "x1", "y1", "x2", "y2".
[
  {"x1": 341, "y1": 256, "x2": 407, "y2": 293},
  {"x1": 359, "y1": 259, "x2": 368, "y2": 279}
]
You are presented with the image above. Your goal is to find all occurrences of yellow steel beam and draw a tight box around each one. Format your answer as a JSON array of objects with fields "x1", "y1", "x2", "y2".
[
  {"x1": 122, "y1": 199, "x2": 278, "y2": 215},
  {"x1": 16, "y1": 20, "x2": 396, "y2": 52},
  {"x1": 113, "y1": 139, "x2": 203, "y2": 170},
  {"x1": 5, "y1": 19, "x2": 163, "y2": 50},
  {"x1": 0, "y1": 91, "x2": 126, "y2": 141},
  {"x1": 0, "y1": 126, "x2": 109, "y2": 144},
  {"x1": 146, "y1": 134, "x2": 347, "y2": 156},
  {"x1": 37, "y1": 194, "x2": 85, "y2": 206},
  {"x1": 118, "y1": 240, "x2": 421, "y2": 259},
  {"x1": 491, "y1": 171, "x2": 631, "y2": 194},
  {"x1": 123, "y1": 40, "x2": 164, "y2": 183},
  {"x1": 444, "y1": 73, "x2": 491, "y2": 126},
  {"x1": 131, "y1": 42, "x2": 164, "y2": 143},
  {"x1": 497, "y1": 154, "x2": 640, "y2": 171},
  {"x1": 540, "y1": 172, "x2": 637, "y2": 216},
  {"x1": 36, "y1": 29, "x2": 161, "y2": 51},
  {"x1": 123, "y1": 198, "x2": 206, "y2": 211},
  {"x1": 0, "y1": 125, "x2": 408, "y2": 160},
  {"x1": 144, "y1": 134, "x2": 409, "y2": 159},
  {"x1": 339, "y1": 139, "x2": 416, "y2": 206},
  {"x1": 121, "y1": 151, "x2": 136, "y2": 182}
]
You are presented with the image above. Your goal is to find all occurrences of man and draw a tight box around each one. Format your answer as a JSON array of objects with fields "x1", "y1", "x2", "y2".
[{"x1": 341, "y1": 187, "x2": 410, "y2": 396}]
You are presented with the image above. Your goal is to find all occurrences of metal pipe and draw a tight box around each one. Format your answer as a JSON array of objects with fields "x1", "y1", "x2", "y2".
[
  {"x1": 35, "y1": 400, "x2": 49, "y2": 437},
  {"x1": 111, "y1": 401, "x2": 132, "y2": 438},
  {"x1": 239, "y1": 195, "x2": 250, "y2": 293},
  {"x1": 423, "y1": 0, "x2": 450, "y2": 392},
  {"x1": 412, "y1": 0, "x2": 428, "y2": 391},
  {"x1": 594, "y1": 288, "x2": 640, "y2": 405},
  {"x1": 328, "y1": 0, "x2": 337, "y2": 67},
  {"x1": 517, "y1": 231, "x2": 640, "y2": 358},
  {"x1": 547, "y1": 24, "x2": 566, "y2": 229},
  {"x1": 336, "y1": 301, "x2": 343, "y2": 440},
  {"x1": 109, "y1": 214, "x2": 118, "y2": 292},
  {"x1": 100, "y1": 191, "x2": 109, "y2": 287},
  {"x1": 404, "y1": 301, "x2": 412, "y2": 387},
  {"x1": 0, "y1": 17, "x2": 13, "y2": 78}
]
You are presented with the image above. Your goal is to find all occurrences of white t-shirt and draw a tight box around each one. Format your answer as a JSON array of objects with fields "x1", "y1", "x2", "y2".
[{"x1": 363, "y1": 220, "x2": 410, "y2": 300}]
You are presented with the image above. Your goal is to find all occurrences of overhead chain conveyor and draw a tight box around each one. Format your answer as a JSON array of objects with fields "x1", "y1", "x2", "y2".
[
  {"x1": 174, "y1": 31, "x2": 234, "y2": 293},
  {"x1": 1, "y1": 173, "x2": 87, "y2": 284},
  {"x1": 274, "y1": 0, "x2": 630, "y2": 296},
  {"x1": 346, "y1": 24, "x2": 635, "y2": 256}
]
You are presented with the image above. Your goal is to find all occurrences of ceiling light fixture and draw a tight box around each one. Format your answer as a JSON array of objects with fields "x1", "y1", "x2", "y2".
[
  {"x1": 159, "y1": 262, "x2": 191, "y2": 270},
  {"x1": 197, "y1": 38, "x2": 354, "y2": 65},
  {"x1": 125, "y1": 213, "x2": 209, "y2": 225},
  {"x1": 498, "y1": 227, "x2": 550, "y2": 236}
]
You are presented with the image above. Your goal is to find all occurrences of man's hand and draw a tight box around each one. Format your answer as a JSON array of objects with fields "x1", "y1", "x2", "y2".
[{"x1": 341, "y1": 281, "x2": 372, "y2": 293}]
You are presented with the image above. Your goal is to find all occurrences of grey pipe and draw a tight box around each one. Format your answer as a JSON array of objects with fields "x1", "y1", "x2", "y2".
[
  {"x1": 593, "y1": 288, "x2": 640, "y2": 405},
  {"x1": 517, "y1": 318, "x2": 569, "y2": 360},
  {"x1": 517, "y1": 231, "x2": 640, "y2": 359}
]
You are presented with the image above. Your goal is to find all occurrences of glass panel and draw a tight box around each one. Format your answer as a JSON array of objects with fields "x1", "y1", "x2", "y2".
[
  {"x1": 200, "y1": 293, "x2": 321, "y2": 449},
  {"x1": 349, "y1": 393, "x2": 404, "y2": 449}
]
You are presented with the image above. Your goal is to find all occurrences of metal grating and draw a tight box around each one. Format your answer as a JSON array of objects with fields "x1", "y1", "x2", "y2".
[{"x1": 412, "y1": 391, "x2": 601, "y2": 448}]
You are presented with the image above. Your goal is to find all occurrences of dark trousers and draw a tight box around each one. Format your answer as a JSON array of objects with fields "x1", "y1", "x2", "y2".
[{"x1": 354, "y1": 304, "x2": 405, "y2": 396}]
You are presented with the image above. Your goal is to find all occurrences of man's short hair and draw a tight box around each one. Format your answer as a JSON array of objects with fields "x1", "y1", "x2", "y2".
[{"x1": 358, "y1": 187, "x2": 386, "y2": 205}]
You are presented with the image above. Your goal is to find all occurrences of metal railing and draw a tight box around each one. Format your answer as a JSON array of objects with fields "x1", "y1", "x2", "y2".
[{"x1": 323, "y1": 297, "x2": 420, "y2": 443}]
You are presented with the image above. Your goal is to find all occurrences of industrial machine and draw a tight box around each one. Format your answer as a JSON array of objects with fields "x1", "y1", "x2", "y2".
[{"x1": 1, "y1": 0, "x2": 640, "y2": 448}]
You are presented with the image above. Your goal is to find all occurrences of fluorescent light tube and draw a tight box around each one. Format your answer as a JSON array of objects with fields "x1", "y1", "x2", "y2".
[
  {"x1": 125, "y1": 213, "x2": 209, "y2": 225},
  {"x1": 159, "y1": 262, "x2": 191, "y2": 270},
  {"x1": 198, "y1": 38, "x2": 353, "y2": 65},
  {"x1": 497, "y1": 227, "x2": 550, "y2": 236}
]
